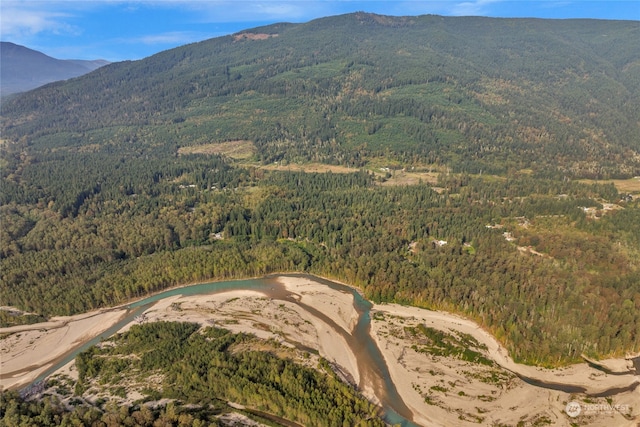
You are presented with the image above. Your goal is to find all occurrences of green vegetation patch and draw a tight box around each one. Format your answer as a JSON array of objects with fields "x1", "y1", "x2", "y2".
[
  {"x1": 406, "y1": 324, "x2": 494, "y2": 366},
  {"x1": 73, "y1": 322, "x2": 385, "y2": 427}
]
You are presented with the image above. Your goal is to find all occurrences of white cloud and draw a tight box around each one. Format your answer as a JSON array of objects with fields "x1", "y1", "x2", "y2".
[{"x1": 0, "y1": 3, "x2": 80, "y2": 39}]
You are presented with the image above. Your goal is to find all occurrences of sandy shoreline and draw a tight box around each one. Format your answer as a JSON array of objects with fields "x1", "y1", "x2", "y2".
[
  {"x1": 1, "y1": 275, "x2": 638, "y2": 426},
  {"x1": 373, "y1": 303, "x2": 638, "y2": 393},
  {"x1": 0, "y1": 308, "x2": 128, "y2": 390},
  {"x1": 369, "y1": 303, "x2": 639, "y2": 426}
]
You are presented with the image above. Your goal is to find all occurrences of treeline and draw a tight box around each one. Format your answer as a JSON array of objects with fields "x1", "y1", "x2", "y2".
[{"x1": 1, "y1": 241, "x2": 312, "y2": 314}]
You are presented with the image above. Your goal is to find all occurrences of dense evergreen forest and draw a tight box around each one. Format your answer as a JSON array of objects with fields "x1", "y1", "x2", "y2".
[
  {"x1": 1, "y1": 13, "x2": 639, "y2": 368},
  {"x1": 2, "y1": 166, "x2": 638, "y2": 365}
]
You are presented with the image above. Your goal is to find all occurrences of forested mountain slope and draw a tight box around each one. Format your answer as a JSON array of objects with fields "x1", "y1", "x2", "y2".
[
  {"x1": 1, "y1": 14, "x2": 639, "y2": 367},
  {"x1": 2, "y1": 13, "x2": 639, "y2": 177}
]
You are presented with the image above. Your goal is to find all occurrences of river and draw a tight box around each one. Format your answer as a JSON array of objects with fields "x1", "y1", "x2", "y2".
[
  {"x1": 24, "y1": 275, "x2": 420, "y2": 427},
  {"x1": 16, "y1": 274, "x2": 640, "y2": 426}
]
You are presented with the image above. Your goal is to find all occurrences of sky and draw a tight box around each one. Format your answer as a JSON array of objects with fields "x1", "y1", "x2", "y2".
[{"x1": 1, "y1": 1, "x2": 639, "y2": 62}]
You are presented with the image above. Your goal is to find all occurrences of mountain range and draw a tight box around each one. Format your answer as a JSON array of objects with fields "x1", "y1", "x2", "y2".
[
  {"x1": 1, "y1": 13, "x2": 639, "y2": 178},
  {"x1": 0, "y1": 41, "x2": 109, "y2": 96}
]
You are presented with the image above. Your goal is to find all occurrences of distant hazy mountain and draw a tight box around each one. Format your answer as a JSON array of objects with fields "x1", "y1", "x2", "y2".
[{"x1": 0, "y1": 42, "x2": 109, "y2": 96}]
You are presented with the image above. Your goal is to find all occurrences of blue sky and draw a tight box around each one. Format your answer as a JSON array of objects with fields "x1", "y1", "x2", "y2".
[{"x1": 1, "y1": 1, "x2": 639, "y2": 61}]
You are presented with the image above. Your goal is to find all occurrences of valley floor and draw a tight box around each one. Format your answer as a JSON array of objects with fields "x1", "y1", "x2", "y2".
[{"x1": 1, "y1": 275, "x2": 638, "y2": 427}]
